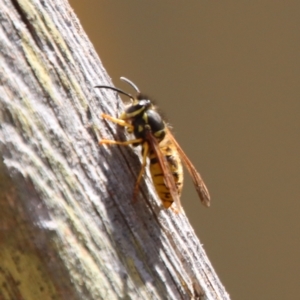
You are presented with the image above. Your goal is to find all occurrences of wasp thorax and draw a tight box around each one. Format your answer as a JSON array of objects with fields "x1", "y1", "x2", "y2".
[
  {"x1": 129, "y1": 108, "x2": 166, "y2": 142},
  {"x1": 145, "y1": 110, "x2": 165, "y2": 138}
]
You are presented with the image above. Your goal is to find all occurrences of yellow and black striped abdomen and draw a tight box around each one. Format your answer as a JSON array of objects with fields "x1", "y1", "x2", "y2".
[{"x1": 148, "y1": 138, "x2": 184, "y2": 208}]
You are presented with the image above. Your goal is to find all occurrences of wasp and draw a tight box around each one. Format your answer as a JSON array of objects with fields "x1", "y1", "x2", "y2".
[{"x1": 95, "y1": 77, "x2": 210, "y2": 213}]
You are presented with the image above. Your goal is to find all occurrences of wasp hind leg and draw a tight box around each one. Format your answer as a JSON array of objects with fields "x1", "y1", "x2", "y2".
[
  {"x1": 133, "y1": 142, "x2": 149, "y2": 202},
  {"x1": 100, "y1": 138, "x2": 148, "y2": 203}
]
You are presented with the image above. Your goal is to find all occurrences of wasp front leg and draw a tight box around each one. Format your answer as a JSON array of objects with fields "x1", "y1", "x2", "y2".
[
  {"x1": 100, "y1": 113, "x2": 147, "y2": 202},
  {"x1": 101, "y1": 113, "x2": 133, "y2": 130},
  {"x1": 100, "y1": 113, "x2": 139, "y2": 145}
]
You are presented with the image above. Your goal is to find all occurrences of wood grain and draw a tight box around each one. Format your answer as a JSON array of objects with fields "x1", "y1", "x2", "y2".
[{"x1": 0, "y1": 0, "x2": 230, "y2": 299}]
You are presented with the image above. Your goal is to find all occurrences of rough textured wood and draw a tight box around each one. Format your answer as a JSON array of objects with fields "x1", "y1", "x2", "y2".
[{"x1": 0, "y1": 0, "x2": 230, "y2": 299}]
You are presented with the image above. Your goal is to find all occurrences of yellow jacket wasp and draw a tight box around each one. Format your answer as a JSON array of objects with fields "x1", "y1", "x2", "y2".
[{"x1": 95, "y1": 77, "x2": 210, "y2": 213}]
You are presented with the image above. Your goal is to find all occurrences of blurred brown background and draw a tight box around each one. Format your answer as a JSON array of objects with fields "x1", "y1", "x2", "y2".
[{"x1": 69, "y1": 1, "x2": 300, "y2": 299}]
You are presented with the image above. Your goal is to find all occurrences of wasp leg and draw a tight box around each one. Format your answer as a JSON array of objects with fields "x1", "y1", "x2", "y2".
[
  {"x1": 101, "y1": 113, "x2": 133, "y2": 130},
  {"x1": 133, "y1": 142, "x2": 149, "y2": 202},
  {"x1": 99, "y1": 138, "x2": 143, "y2": 146},
  {"x1": 100, "y1": 113, "x2": 140, "y2": 145},
  {"x1": 100, "y1": 138, "x2": 147, "y2": 202}
]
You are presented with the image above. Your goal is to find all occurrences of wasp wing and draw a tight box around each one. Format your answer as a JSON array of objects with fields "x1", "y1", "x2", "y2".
[
  {"x1": 145, "y1": 130, "x2": 183, "y2": 213},
  {"x1": 166, "y1": 127, "x2": 211, "y2": 207}
]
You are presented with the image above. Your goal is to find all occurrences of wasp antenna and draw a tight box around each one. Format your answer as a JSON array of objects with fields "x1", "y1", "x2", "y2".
[
  {"x1": 120, "y1": 77, "x2": 140, "y2": 93},
  {"x1": 94, "y1": 85, "x2": 134, "y2": 100}
]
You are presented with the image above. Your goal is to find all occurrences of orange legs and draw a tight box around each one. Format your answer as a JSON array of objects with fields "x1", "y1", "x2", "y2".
[{"x1": 100, "y1": 113, "x2": 148, "y2": 200}]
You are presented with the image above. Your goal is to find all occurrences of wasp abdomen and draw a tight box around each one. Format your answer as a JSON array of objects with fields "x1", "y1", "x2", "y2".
[{"x1": 148, "y1": 138, "x2": 184, "y2": 209}]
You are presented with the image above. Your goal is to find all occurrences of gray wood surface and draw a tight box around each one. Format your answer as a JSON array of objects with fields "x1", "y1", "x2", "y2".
[{"x1": 0, "y1": 0, "x2": 230, "y2": 299}]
